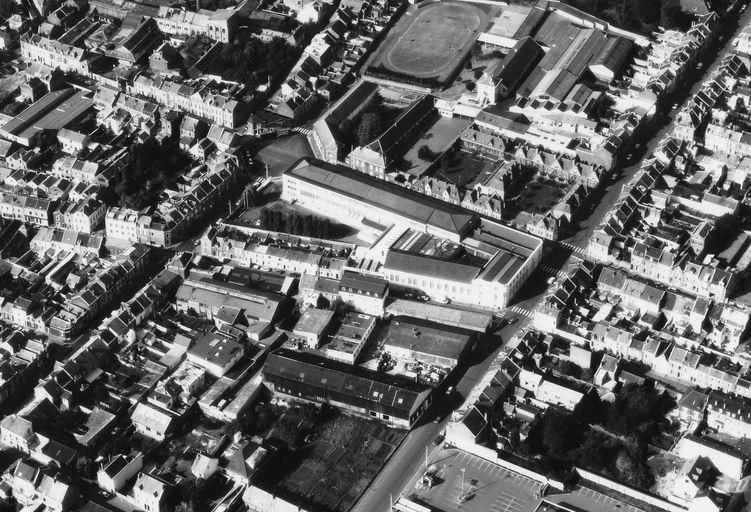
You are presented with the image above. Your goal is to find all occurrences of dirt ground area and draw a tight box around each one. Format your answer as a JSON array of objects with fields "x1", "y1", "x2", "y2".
[
  {"x1": 436, "y1": 51, "x2": 503, "y2": 102},
  {"x1": 435, "y1": 153, "x2": 493, "y2": 187},
  {"x1": 250, "y1": 133, "x2": 314, "y2": 178},
  {"x1": 504, "y1": 178, "x2": 575, "y2": 225},
  {"x1": 399, "y1": 115, "x2": 470, "y2": 175},
  {"x1": 267, "y1": 411, "x2": 406, "y2": 512}
]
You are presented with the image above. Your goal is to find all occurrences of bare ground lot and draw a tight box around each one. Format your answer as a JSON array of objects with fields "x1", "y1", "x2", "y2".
[
  {"x1": 434, "y1": 153, "x2": 492, "y2": 188},
  {"x1": 399, "y1": 115, "x2": 470, "y2": 175},
  {"x1": 261, "y1": 410, "x2": 406, "y2": 512}
]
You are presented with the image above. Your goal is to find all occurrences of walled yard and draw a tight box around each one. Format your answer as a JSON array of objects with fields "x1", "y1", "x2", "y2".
[{"x1": 261, "y1": 409, "x2": 406, "y2": 511}]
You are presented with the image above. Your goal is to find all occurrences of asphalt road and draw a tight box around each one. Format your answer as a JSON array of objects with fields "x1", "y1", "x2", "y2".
[
  {"x1": 353, "y1": 325, "x2": 522, "y2": 512},
  {"x1": 353, "y1": 13, "x2": 751, "y2": 512}
]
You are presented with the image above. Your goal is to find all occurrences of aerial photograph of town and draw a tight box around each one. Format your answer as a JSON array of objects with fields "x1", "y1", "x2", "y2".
[{"x1": 3, "y1": 0, "x2": 751, "y2": 509}]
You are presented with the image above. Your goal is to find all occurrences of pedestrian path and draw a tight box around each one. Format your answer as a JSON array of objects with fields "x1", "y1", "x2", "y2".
[
  {"x1": 557, "y1": 241, "x2": 585, "y2": 255},
  {"x1": 293, "y1": 126, "x2": 312, "y2": 135},
  {"x1": 542, "y1": 265, "x2": 568, "y2": 278},
  {"x1": 506, "y1": 305, "x2": 533, "y2": 317}
]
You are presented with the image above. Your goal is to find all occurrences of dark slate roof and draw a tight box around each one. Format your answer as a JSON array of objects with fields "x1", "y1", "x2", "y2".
[
  {"x1": 263, "y1": 348, "x2": 432, "y2": 414},
  {"x1": 339, "y1": 271, "x2": 388, "y2": 296},
  {"x1": 285, "y1": 158, "x2": 476, "y2": 236},
  {"x1": 492, "y1": 37, "x2": 543, "y2": 86}
]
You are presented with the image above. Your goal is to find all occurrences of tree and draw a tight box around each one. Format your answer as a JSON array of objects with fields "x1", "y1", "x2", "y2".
[
  {"x1": 509, "y1": 427, "x2": 521, "y2": 451},
  {"x1": 2, "y1": 102, "x2": 25, "y2": 117},
  {"x1": 441, "y1": 152, "x2": 452, "y2": 171},
  {"x1": 175, "y1": 503, "x2": 195, "y2": 512},
  {"x1": 542, "y1": 408, "x2": 577, "y2": 455},
  {"x1": 573, "y1": 391, "x2": 603, "y2": 425},
  {"x1": 206, "y1": 36, "x2": 295, "y2": 91},
  {"x1": 320, "y1": 218, "x2": 331, "y2": 239},
  {"x1": 575, "y1": 431, "x2": 608, "y2": 471},
  {"x1": 632, "y1": 0, "x2": 660, "y2": 24},
  {"x1": 660, "y1": 1, "x2": 682, "y2": 28},
  {"x1": 259, "y1": 208, "x2": 271, "y2": 229},
  {"x1": 75, "y1": 455, "x2": 97, "y2": 479},
  {"x1": 471, "y1": 42, "x2": 483, "y2": 58},
  {"x1": 465, "y1": 82, "x2": 476, "y2": 92},
  {"x1": 556, "y1": 360, "x2": 582, "y2": 379},
  {"x1": 272, "y1": 210, "x2": 284, "y2": 232},
  {"x1": 417, "y1": 145, "x2": 435, "y2": 162},
  {"x1": 356, "y1": 113, "x2": 382, "y2": 147},
  {"x1": 464, "y1": 60, "x2": 473, "y2": 70},
  {"x1": 57, "y1": 409, "x2": 87, "y2": 434},
  {"x1": 714, "y1": 213, "x2": 738, "y2": 241},
  {"x1": 302, "y1": 214, "x2": 314, "y2": 236},
  {"x1": 0, "y1": 498, "x2": 16, "y2": 512},
  {"x1": 330, "y1": 297, "x2": 349, "y2": 319},
  {"x1": 181, "y1": 477, "x2": 207, "y2": 506},
  {"x1": 273, "y1": 421, "x2": 302, "y2": 449},
  {"x1": 0, "y1": 0, "x2": 18, "y2": 21}
]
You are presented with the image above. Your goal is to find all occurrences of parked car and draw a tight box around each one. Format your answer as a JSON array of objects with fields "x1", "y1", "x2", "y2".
[
  {"x1": 405, "y1": 293, "x2": 414, "y2": 299},
  {"x1": 418, "y1": 295, "x2": 429, "y2": 301}
]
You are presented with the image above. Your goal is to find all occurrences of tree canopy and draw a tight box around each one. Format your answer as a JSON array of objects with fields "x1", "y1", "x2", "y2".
[
  {"x1": 417, "y1": 145, "x2": 435, "y2": 162},
  {"x1": 0, "y1": 0, "x2": 18, "y2": 22},
  {"x1": 259, "y1": 208, "x2": 333, "y2": 239},
  {"x1": 98, "y1": 139, "x2": 190, "y2": 210},
  {"x1": 205, "y1": 36, "x2": 296, "y2": 92},
  {"x1": 356, "y1": 113, "x2": 382, "y2": 147}
]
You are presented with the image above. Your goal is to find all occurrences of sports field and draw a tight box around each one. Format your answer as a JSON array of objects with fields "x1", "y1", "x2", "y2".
[{"x1": 369, "y1": 2, "x2": 492, "y2": 86}]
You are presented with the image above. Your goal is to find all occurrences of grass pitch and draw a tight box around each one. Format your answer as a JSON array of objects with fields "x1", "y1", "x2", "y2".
[{"x1": 370, "y1": 2, "x2": 489, "y2": 86}]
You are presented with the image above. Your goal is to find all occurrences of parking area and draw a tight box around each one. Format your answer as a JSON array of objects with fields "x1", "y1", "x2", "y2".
[
  {"x1": 406, "y1": 449, "x2": 543, "y2": 512},
  {"x1": 543, "y1": 486, "x2": 647, "y2": 512}
]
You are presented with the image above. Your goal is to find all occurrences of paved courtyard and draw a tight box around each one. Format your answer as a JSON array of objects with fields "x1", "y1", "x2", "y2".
[{"x1": 405, "y1": 449, "x2": 543, "y2": 512}]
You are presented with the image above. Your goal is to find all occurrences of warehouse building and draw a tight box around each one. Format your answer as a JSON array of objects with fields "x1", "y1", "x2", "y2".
[{"x1": 384, "y1": 317, "x2": 476, "y2": 368}]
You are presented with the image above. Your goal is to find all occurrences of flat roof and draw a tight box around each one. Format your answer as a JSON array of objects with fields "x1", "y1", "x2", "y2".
[
  {"x1": 384, "y1": 250, "x2": 480, "y2": 284},
  {"x1": 385, "y1": 316, "x2": 473, "y2": 361},
  {"x1": 293, "y1": 308, "x2": 335, "y2": 336},
  {"x1": 285, "y1": 157, "x2": 476, "y2": 237},
  {"x1": 540, "y1": 485, "x2": 647, "y2": 512},
  {"x1": 188, "y1": 332, "x2": 245, "y2": 369}
]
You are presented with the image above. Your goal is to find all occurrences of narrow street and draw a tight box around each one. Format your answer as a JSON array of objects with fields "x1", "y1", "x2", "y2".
[{"x1": 352, "y1": 10, "x2": 748, "y2": 511}]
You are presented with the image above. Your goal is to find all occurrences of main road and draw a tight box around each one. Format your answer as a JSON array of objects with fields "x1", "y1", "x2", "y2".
[{"x1": 352, "y1": 10, "x2": 748, "y2": 511}]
